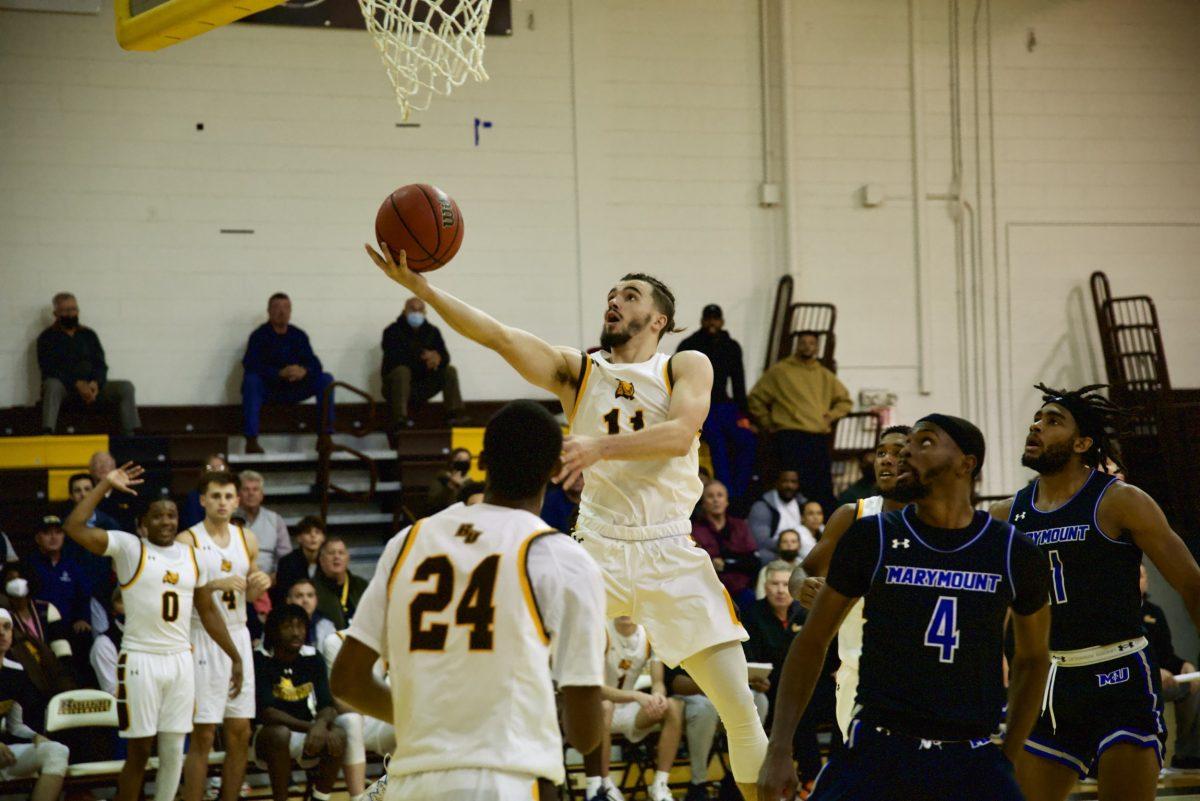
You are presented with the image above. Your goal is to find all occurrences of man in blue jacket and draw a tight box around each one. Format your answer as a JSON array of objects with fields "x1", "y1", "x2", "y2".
[{"x1": 241, "y1": 293, "x2": 334, "y2": 454}]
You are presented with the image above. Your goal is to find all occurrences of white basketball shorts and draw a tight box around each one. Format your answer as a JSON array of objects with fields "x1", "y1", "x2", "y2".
[
  {"x1": 612, "y1": 701, "x2": 658, "y2": 744},
  {"x1": 385, "y1": 768, "x2": 546, "y2": 801},
  {"x1": 117, "y1": 650, "x2": 195, "y2": 738},
  {"x1": 193, "y1": 624, "x2": 256, "y2": 723}
]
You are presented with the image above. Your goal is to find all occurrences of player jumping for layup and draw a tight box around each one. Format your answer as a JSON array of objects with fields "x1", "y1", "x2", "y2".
[
  {"x1": 365, "y1": 244, "x2": 768, "y2": 799},
  {"x1": 994, "y1": 384, "x2": 1200, "y2": 801}
]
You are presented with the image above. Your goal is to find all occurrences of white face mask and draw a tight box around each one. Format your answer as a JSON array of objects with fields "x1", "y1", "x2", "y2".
[{"x1": 5, "y1": 578, "x2": 29, "y2": 598}]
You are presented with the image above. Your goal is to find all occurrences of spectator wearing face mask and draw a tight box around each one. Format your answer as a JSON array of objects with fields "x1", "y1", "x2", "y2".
[
  {"x1": 425, "y1": 448, "x2": 475, "y2": 514},
  {"x1": 755, "y1": 529, "x2": 804, "y2": 600},
  {"x1": 381, "y1": 296, "x2": 468, "y2": 431},
  {"x1": 1, "y1": 564, "x2": 72, "y2": 661}
]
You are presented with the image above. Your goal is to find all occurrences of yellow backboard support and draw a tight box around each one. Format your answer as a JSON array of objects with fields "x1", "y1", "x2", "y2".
[{"x1": 114, "y1": 0, "x2": 285, "y2": 51}]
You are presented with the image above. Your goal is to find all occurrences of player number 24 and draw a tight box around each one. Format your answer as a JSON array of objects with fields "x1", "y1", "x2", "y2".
[{"x1": 409, "y1": 555, "x2": 499, "y2": 652}]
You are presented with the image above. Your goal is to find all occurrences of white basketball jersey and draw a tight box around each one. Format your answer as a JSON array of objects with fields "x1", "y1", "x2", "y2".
[
  {"x1": 188, "y1": 523, "x2": 251, "y2": 628},
  {"x1": 114, "y1": 533, "x2": 203, "y2": 655},
  {"x1": 604, "y1": 621, "x2": 652, "y2": 690},
  {"x1": 384, "y1": 504, "x2": 564, "y2": 782},
  {"x1": 570, "y1": 352, "x2": 702, "y2": 529},
  {"x1": 837, "y1": 495, "x2": 885, "y2": 668}
]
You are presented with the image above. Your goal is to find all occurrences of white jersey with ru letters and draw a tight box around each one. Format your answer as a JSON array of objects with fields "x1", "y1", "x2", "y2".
[
  {"x1": 570, "y1": 351, "x2": 702, "y2": 532},
  {"x1": 104, "y1": 530, "x2": 205, "y2": 654},
  {"x1": 605, "y1": 620, "x2": 652, "y2": 690},
  {"x1": 375, "y1": 504, "x2": 596, "y2": 783},
  {"x1": 187, "y1": 522, "x2": 251, "y2": 628}
]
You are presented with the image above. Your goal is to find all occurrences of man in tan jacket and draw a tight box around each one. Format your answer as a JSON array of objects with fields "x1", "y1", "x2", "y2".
[{"x1": 748, "y1": 331, "x2": 851, "y2": 515}]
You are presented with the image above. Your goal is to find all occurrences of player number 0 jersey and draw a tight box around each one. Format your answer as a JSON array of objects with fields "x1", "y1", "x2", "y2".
[
  {"x1": 570, "y1": 351, "x2": 702, "y2": 529},
  {"x1": 104, "y1": 530, "x2": 206, "y2": 655}
]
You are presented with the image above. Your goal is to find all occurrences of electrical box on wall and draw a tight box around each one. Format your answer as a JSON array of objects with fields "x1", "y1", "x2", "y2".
[
  {"x1": 860, "y1": 184, "x2": 885, "y2": 207},
  {"x1": 859, "y1": 389, "x2": 897, "y2": 408}
]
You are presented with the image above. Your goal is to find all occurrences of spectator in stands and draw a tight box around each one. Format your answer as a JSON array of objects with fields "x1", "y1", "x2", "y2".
[
  {"x1": 381, "y1": 296, "x2": 468, "y2": 431},
  {"x1": 690, "y1": 480, "x2": 759, "y2": 609},
  {"x1": 67, "y1": 473, "x2": 120, "y2": 531},
  {"x1": 89, "y1": 450, "x2": 135, "y2": 531},
  {"x1": 675, "y1": 304, "x2": 756, "y2": 504},
  {"x1": 425, "y1": 447, "x2": 474, "y2": 514},
  {"x1": 24, "y1": 515, "x2": 92, "y2": 646},
  {"x1": 801, "y1": 500, "x2": 825, "y2": 549},
  {"x1": 65, "y1": 474, "x2": 120, "y2": 630},
  {"x1": 0, "y1": 609, "x2": 71, "y2": 801},
  {"x1": 540, "y1": 473, "x2": 583, "y2": 532},
  {"x1": 748, "y1": 470, "x2": 806, "y2": 564},
  {"x1": 747, "y1": 330, "x2": 851, "y2": 515},
  {"x1": 459, "y1": 480, "x2": 486, "y2": 507},
  {"x1": 253, "y1": 604, "x2": 347, "y2": 801},
  {"x1": 274, "y1": 516, "x2": 326, "y2": 605},
  {"x1": 36, "y1": 291, "x2": 140, "y2": 436},
  {"x1": 755, "y1": 529, "x2": 803, "y2": 600},
  {"x1": 2, "y1": 619, "x2": 75, "y2": 737},
  {"x1": 89, "y1": 587, "x2": 123, "y2": 696},
  {"x1": 743, "y1": 561, "x2": 835, "y2": 791},
  {"x1": 241, "y1": 292, "x2": 335, "y2": 455},
  {"x1": 313, "y1": 536, "x2": 367, "y2": 630},
  {"x1": 1, "y1": 563, "x2": 72, "y2": 661},
  {"x1": 666, "y1": 665, "x2": 767, "y2": 801},
  {"x1": 238, "y1": 470, "x2": 293, "y2": 578},
  {"x1": 180, "y1": 453, "x2": 229, "y2": 529},
  {"x1": 836, "y1": 449, "x2": 877, "y2": 505},
  {"x1": 1140, "y1": 565, "x2": 1200, "y2": 768},
  {"x1": 286, "y1": 578, "x2": 337, "y2": 648}
]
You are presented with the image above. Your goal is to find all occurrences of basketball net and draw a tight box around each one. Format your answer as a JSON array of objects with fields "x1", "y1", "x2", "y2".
[{"x1": 356, "y1": 0, "x2": 494, "y2": 119}]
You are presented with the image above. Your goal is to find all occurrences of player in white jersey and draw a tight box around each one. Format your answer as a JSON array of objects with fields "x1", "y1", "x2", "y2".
[
  {"x1": 331, "y1": 400, "x2": 607, "y2": 801},
  {"x1": 178, "y1": 470, "x2": 272, "y2": 801},
  {"x1": 791, "y1": 425, "x2": 910, "y2": 739},
  {"x1": 320, "y1": 630, "x2": 397, "y2": 800},
  {"x1": 63, "y1": 463, "x2": 243, "y2": 801},
  {"x1": 366, "y1": 244, "x2": 768, "y2": 800},
  {"x1": 582, "y1": 616, "x2": 684, "y2": 801}
]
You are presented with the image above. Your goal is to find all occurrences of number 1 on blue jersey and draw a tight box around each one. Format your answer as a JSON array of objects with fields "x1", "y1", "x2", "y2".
[
  {"x1": 924, "y1": 595, "x2": 959, "y2": 663},
  {"x1": 1048, "y1": 550, "x2": 1067, "y2": 604}
]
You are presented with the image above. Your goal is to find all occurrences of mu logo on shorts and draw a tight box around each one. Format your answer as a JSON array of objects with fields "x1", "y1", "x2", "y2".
[
  {"x1": 220, "y1": 559, "x2": 232, "y2": 572},
  {"x1": 162, "y1": 570, "x2": 180, "y2": 585},
  {"x1": 1096, "y1": 667, "x2": 1130, "y2": 687},
  {"x1": 615, "y1": 380, "x2": 636, "y2": 400}
]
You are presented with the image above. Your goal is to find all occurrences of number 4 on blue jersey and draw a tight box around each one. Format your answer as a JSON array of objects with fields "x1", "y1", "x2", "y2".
[{"x1": 925, "y1": 595, "x2": 960, "y2": 663}]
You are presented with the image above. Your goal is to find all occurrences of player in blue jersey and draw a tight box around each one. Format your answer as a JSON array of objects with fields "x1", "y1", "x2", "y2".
[
  {"x1": 993, "y1": 384, "x2": 1200, "y2": 801},
  {"x1": 758, "y1": 414, "x2": 1052, "y2": 801}
]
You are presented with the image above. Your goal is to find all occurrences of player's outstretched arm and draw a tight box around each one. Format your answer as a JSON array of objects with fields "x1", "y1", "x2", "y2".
[
  {"x1": 195, "y1": 588, "x2": 244, "y2": 698},
  {"x1": 1005, "y1": 603, "x2": 1050, "y2": 762},
  {"x1": 1112, "y1": 484, "x2": 1200, "y2": 631},
  {"x1": 366, "y1": 243, "x2": 581, "y2": 403},
  {"x1": 800, "y1": 502, "x2": 858, "y2": 579},
  {"x1": 63, "y1": 464, "x2": 144, "y2": 556},
  {"x1": 758, "y1": 583, "x2": 856, "y2": 800},
  {"x1": 557, "y1": 350, "x2": 712, "y2": 484},
  {"x1": 330, "y1": 636, "x2": 393, "y2": 723}
]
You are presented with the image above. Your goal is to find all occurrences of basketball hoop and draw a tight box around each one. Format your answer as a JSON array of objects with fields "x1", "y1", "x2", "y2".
[{"x1": 356, "y1": 0, "x2": 494, "y2": 119}]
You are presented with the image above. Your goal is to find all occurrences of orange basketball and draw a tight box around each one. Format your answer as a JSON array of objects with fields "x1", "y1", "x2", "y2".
[{"x1": 375, "y1": 183, "x2": 464, "y2": 272}]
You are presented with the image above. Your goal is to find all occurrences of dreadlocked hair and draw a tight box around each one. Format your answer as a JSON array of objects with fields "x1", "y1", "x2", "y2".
[{"x1": 1034, "y1": 383, "x2": 1133, "y2": 474}]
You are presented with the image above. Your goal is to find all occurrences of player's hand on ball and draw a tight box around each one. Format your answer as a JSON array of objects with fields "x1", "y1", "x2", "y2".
[
  {"x1": 105, "y1": 463, "x2": 145, "y2": 495},
  {"x1": 557, "y1": 435, "x2": 603, "y2": 486},
  {"x1": 229, "y1": 659, "x2": 244, "y2": 699},
  {"x1": 757, "y1": 745, "x2": 799, "y2": 801},
  {"x1": 247, "y1": 571, "x2": 271, "y2": 596},
  {"x1": 797, "y1": 576, "x2": 825, "y2": 609},
  {"x1": 365, "y1": 242, "x2": 427, "y2": 294}
]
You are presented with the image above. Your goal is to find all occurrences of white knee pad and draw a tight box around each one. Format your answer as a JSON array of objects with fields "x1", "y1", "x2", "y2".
[
  {"x1": 153, "y1": 732, "x2": 186, "y2": 801},
  {"x1": 337, "y1": 712, "x2": 366, "y2": 766},
  {"x1": 682, "y1": 643, "x2": 769, "y2": 784},
  {"x1": 37, "y1": 740, "x2": 70, "y2": 777}
]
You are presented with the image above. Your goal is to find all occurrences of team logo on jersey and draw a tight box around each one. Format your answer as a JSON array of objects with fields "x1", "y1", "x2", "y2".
[
  {"x1": 1013, "y1": 511, "x2": 1027, "y2": 522},
  {"x1": 1025, "y1": 525, "x2": 1088, "y2": 546},
  {"x1": 273, "y1": 676, "x2": 315, "y2": 703},
  {"x1": 615, "y1": 380, "x2": 636, "y2": 400},
  {"x1": 455, "y1": 524, "x2": 483, "y2": 544},
  {"x1": 892, "y1": 538, "x2": 910, "y2": 549},
  {"x1": 619, "y1": 658, "x2": 632, "y2": 670},
  {"x1": 1097, "y1": 667, "x2": 1130, "y2": 687},
  {"x1": 162, "y1": 571, "x2": 180, "y2": 585},
  {"x1": 220, "y1": 559, "x2": 232, "y2": 572}
]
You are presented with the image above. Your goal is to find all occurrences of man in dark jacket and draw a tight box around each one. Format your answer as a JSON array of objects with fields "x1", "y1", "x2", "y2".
[
  {"x1": 675, "y1": 304, "x2": 755, "y2": 504},
  {"x1": 36, "y1": 292, "x2": 140, "y2": 434},
  {"x1": 380, "y1": 296, "x2": 467, "y2": 429},
  {"x1": 241, "y1": 292, "x2": 335, "y2": 453}
]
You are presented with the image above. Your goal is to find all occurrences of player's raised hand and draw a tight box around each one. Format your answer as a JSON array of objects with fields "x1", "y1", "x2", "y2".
[
  {"x1": 105, "y1": 462, "x2": 145, "y2": 495},
  {"x1": 757, "y1": 744, "x2": 800, "y2": 801},
  {"x1": 557, "y1": 434, "x2": 604, "y2": 487},
  {"x1": 365, "y1": 242, "x2": 427, "y2": 294},
  {"x1": 796, "y1": 576, "x2": 825, "y2": 609},
  {"x1": 229, "y1": 658, "x2": 244, "y2": 699}
]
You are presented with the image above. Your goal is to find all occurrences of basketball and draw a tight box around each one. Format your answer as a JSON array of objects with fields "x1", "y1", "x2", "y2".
[{"x1": 375, "y1": 183, "x2": 465, "y2": 272}]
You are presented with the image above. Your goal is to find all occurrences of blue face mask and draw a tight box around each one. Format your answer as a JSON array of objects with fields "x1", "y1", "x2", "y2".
[{"x1": 406, "y1": 312, "x2": 425, "y2": 328}]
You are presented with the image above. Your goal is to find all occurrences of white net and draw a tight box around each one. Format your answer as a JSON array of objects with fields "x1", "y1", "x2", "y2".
[{"x1": 357, "y1": 0, "x2": 494, "y2": 119}]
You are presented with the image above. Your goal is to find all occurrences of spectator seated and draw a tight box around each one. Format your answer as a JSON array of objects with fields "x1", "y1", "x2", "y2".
[
  {"x1": 690, "y1": 481, "x2": 759, "y2": 610},
  {"x1": 748, "y1": 470, "x2": 806, "y2": 564}
]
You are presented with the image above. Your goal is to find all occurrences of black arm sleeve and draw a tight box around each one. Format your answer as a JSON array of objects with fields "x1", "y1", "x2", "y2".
[
  {"x1": 90, "y1": 330, "x2": 108, "y2": 386},
  {"x1": 825, "y1": 517, "x2": 881, "y2": 599},
  {"x1": 1009, "y1": 532, "x2": 1051, "y2": 616}
]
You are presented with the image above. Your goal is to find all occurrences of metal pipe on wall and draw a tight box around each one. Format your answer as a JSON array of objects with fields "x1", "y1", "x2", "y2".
[{"x1": 910, "y1": 0, "x2": 934, "y2": 395}]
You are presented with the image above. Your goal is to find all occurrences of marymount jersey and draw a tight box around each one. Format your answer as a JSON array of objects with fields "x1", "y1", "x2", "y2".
[
  {"x1": 836, "y1": 495, "x2": 885, "y2": 669},
  {"x1": 187, "y1": 523, "x2": 251, "y2": 628},
  {"x1": 570, "y1": 351, "x2": 702, "y2": 528},
  {"x1": 605, "y1": 621, "x2": 652, "y2": 690},
  {"x1": 382, "y1": 505, "x2": 568, "y2": 782},
  {"x1": 105, "y1": 530, "x2": 206, "y2": 654},
  {"x1": 1009, "y1": 470, "x2": 1141, "y2": 651}
]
